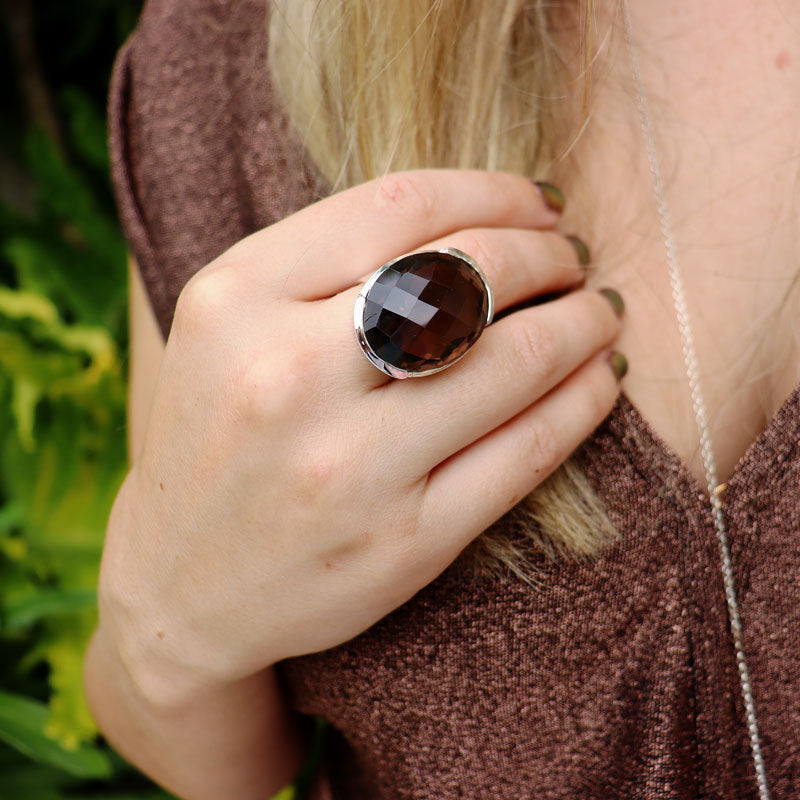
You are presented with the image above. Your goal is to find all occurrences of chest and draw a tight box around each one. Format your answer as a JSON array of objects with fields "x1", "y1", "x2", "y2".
[{"x1": 595, "y1": 253, "x2": 800, "y2": 489}]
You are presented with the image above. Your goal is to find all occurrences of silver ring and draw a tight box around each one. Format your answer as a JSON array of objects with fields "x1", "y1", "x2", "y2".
[{"x1": 353, "y1": 247, "x2": 494, "y2": 379}]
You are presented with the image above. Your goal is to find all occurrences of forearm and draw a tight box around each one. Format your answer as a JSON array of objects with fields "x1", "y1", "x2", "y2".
[{"x1": 84, "y1": 627, "x2": 309, "y2": 800}]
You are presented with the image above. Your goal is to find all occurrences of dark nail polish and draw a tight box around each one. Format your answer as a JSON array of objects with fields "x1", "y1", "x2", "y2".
[
  {"x1": 598, "y1": 287, "x2": 625, "y2": 317},
  {"x1": 565, "y1": 234, "x2": 591, "y2": 267},
  {"x1": 606, "y1": 350, "x2": 628, "y2": 380},
  {"x1": 533, "y1": 181, "x2": 565, "y2": 213}
]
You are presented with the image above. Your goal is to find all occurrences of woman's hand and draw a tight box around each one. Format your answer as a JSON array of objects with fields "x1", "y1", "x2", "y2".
[{"x1": 98, "y1": 169, "x2": 624, "y2": 709}]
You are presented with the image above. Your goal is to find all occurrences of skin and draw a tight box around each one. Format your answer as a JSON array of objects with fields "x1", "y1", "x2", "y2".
[
  {"x1": 85, "y1": 0, "x2": 800, "y2": 795},
  {"x1": 85, "y1": 171, "x2": 623, "y2": 799},
  {"x1": 556, "y1": 0, "x2": 800, "y2": 488}
]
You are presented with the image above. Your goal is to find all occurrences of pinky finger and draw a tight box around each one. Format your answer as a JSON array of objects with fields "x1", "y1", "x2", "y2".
[{"x1": 417, "y1": 349, "x2": 626, "y2": 566}]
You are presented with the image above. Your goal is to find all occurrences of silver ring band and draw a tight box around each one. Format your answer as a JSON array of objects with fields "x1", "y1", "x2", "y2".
[{"x1": 353, "y1": 247, "x2": 494, "y2": 379}]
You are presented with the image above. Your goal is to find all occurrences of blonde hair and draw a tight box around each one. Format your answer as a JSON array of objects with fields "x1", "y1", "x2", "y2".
[{"x1": 267, "y1": 0, "x2": 621, "y2": 584}]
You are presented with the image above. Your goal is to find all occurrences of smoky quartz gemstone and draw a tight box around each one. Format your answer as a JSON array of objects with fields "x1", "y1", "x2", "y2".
[{"x1": 354, "y1": 248, "x2": 493, "y2": 378}]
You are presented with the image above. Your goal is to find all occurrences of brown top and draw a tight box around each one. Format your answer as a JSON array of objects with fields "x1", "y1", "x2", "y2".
[{"x1": 109, "y1": 2, "x2": 800, "y2": 797}]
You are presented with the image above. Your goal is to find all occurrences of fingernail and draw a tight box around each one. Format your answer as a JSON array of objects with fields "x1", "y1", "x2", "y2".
[
  {"x1": 598, "y1": 287, "x2": 624, "y2": 317},
  {"x1": 565, "y1": 234, "x2": 591, "y2": 267},
  {"x1": 606, "y1": 350, "x2": 628, "y2": 380},
  {"x1": 533, "y1": 181, "x2": 565, "y2": 213}
]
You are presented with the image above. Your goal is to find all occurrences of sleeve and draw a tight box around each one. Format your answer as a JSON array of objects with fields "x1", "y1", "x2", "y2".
[{"x1": 107, "y1": 0, "x2": 324, "y2": 340}]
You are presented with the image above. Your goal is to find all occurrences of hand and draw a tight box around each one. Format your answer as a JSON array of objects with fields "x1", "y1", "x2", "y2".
[{"x1": 97, "y1": 169, "x2": 624, "y2": 709}]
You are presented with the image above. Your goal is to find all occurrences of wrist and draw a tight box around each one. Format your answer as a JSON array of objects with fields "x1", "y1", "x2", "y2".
[
  {"x1": 84, "y1": 628, "x2": 308, "y2": 800},
  {"x1": 95, "y1": 471, "x2": 228, "y2": 712},
  {"x1": 88, "y1": 623, "x2": 271, "y2": 719}
]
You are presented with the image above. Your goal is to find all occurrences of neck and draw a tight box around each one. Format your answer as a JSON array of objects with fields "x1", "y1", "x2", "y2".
[
  {"x1": 550, "y1": 0, "x2": 800, "y2": 484},
  {"x1": 556, "y1": 0, "x2": 800, "y2": 276}
]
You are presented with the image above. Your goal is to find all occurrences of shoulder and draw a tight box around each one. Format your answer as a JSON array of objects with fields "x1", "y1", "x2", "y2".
[
  {"x1": 109, "y1": 0, "x2": 323, "y2": 338},
  {"x1": 123, "y1": 0, "x2": 272, "y2": 122}
]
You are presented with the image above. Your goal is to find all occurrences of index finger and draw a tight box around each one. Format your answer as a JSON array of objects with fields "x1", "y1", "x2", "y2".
[{"x1": 231, "y1": 170, "x2": 563, "y2": 301}]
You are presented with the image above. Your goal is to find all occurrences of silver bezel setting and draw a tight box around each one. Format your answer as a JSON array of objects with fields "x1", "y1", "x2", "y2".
[{"x1": 353, "y1": 247, "x2": 494, "y2": 379}]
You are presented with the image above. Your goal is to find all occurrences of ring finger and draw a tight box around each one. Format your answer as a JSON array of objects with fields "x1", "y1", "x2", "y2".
[
  {"x1": 377, "y1": 285, "x2": 623, "y2": 480},
  {"x1": 322, "y1": 228, "x2": 590, "y2": 390}
]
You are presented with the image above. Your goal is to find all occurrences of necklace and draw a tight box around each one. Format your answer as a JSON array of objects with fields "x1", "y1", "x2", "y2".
[{"x1": 620, "y1": 4, "x2": 771, "y2": 798}]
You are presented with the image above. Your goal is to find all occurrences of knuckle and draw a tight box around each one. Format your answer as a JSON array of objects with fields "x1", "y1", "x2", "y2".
[
  {"x1": 302, "y1": 452, "x2": 339, "y2": 494},
  {"x1": 294, "y1": 442, "x2": 351, "y2": 503},
  {"x1": 371, "y1": 170, "x2": 436, "y2": 221},
  {"x1": 454, "y1": 230, "x2": 501, "y2": 279},
  {"x1": 326, "y1": 521, "x2": 377, "y2": 565},
  {"x1": 174, "y1": 270, "x2": 232, "y2": 330},
  {"x1": 524, "y1": 415, "x2": 561, "y2": 476},
  {"x1": 490, "y1": 173, "x2": 526, "y2": 218},
  {"x1": 572, "y1": 299, "x2": 608, "y2": 349},
  {"x1": 388, "y1": 508, "x2": 424, "y2": 548},
  {"x1": 236, "y1": 348, "x2": 316, "y2": 423},
  {"x1": 507, "y1": 317, "x2": 560, "y2": 382},
  {"x1": 380, "y1": 512, "x2": 426, "y2": 569},
  {"x1": 588, "y1": 360, "x2": 620, "y2": 420}
]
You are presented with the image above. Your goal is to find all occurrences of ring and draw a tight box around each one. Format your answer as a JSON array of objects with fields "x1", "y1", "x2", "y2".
[{"x1": 353, "y1": 247, "x2": 494, "y2": 379}]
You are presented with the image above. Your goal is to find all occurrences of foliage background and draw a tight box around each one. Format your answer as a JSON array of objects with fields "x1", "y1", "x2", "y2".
[{"x1": 0, "y1": 1, "x2": 319, "y2": 796}]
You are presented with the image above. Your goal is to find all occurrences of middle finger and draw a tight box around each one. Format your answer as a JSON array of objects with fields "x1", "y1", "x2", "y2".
[
  {"x1": 325, "y1": 228, "x2": 590, "y2": 390},
  {"x1": 420, "y1": 227, "x2": 588, "y2": 313}
]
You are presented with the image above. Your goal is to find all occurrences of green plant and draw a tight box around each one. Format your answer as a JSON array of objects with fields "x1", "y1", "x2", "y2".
[
  {"x1": 0, "y1": 0, "x2": 181, "y2": 791},
  {"x1": 0, "y1": 91, "x2": 172, "y2": 793},
  {"x1": 0, "y1": 2, "x2": 323, "y2": 794}
]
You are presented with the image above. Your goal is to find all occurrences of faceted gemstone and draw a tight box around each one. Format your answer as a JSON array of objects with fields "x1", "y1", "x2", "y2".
[{"x1": 361, "y1": 251, "x2": 490, "y2": 374}]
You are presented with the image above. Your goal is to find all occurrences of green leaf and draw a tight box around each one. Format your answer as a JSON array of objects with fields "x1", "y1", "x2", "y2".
[
  {"x1": 10, "y1": 377, "x2": 38, "y2": 451},
  {"x1": 3, "y1": 589, "x2": 97, "y2": 632},
  {"x1": 74, "y1": 792, "x2": 177, "y2": 800},
  {"x1": 1, "y1": 759, "x2": 68, "y2": 800},
  {"x1": 0, "y1": 740, "x2": 177, "y2": 798},
  {"x1": 0, "y1": 690, "x2": 112, "y2": 778},
  {"x1": 61, "y1": 87, "x2": 110, "y2": 173},
  {"x1": 23, "y1": 128, "x2": 126, "y2": 277},
  {"x1": 4, "y1": 231, "x2": 126, "y2": 329},
  {"x1": 0, "y1": 286, "x2": 58, "y2": 324},
  {"x1": 0, "y1": 501, "x2": 25, "y2": 534},
  {"x1": 41, "y1": 615, "x2": 99, "y2": 748}
]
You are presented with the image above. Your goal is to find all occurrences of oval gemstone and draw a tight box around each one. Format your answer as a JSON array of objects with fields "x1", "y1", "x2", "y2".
[{"x1": 360, "y1": 250, "x2": 490, "y2": 375}]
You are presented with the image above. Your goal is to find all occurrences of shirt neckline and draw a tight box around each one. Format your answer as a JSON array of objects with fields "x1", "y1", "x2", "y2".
[{"x1": 611, "y1": 380, "x2": 800, "y2": 512}]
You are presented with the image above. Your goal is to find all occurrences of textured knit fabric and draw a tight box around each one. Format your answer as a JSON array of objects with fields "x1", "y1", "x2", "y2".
[{"x1": 108, "y1": 2, "x2": 800, "y2": 798}]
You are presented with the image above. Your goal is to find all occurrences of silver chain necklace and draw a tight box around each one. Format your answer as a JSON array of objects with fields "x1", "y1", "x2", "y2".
[{"x1": 621, "y1": 3, "x2": 771, "y2": 798}]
